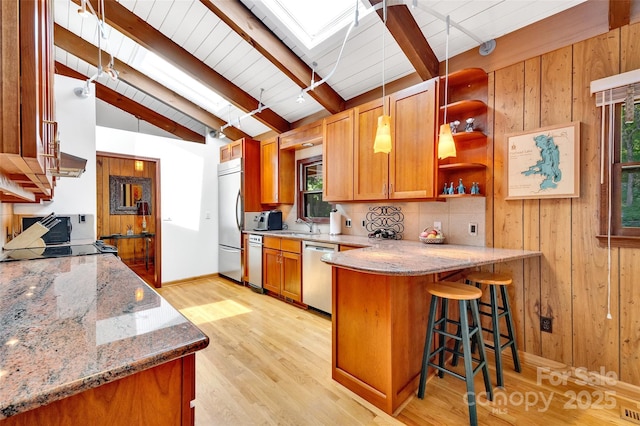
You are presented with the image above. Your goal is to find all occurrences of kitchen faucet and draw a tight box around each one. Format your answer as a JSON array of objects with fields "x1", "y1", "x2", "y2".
[{"x1": 296, "y1": 217, "x2": 316, "y2": 233}]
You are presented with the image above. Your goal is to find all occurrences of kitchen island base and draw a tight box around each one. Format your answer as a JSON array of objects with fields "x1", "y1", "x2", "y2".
[
  {"x1": 0, "y1": 354, "x2": 195, "y2": 426},
  {"x1": 332, "y1": 267, "x2": 433, "y2": 415}
]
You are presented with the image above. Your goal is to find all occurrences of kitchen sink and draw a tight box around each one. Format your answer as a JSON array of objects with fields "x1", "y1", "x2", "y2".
[{"x1": 274, "y1": 231, "x2": 318, "y2": 238}]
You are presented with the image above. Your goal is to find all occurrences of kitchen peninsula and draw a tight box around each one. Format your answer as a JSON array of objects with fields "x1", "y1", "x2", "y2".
[
  {"x1": 321, "y1": 241, "x2": 541, "y2": 415},
  {"x1": 0, "y1": 254, "x2": 209, "y2": 425}
]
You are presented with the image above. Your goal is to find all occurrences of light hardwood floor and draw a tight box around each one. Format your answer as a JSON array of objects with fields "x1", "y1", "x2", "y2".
[{"x1": 158, "y1": 276, "x2": 635, "y2": 426}]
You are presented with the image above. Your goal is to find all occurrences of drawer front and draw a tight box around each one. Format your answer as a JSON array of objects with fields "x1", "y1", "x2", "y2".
[
  {"x1": 281, "y1": 238, "x2": 301, "y2": 254},
  {"x1": 263, "y1": 236, "x2": 281, "y2": 250}
]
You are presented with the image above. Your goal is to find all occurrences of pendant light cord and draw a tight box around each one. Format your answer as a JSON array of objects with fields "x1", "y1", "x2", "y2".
[
  {"x1": 382, "y1": 0, "x2": 387, "y2": 115},
  {"x1": 443, "y1": 15, "x2": 450, "y2": 125}
]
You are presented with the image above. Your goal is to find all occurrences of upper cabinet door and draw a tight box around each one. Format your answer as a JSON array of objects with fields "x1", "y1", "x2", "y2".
[
  {"x1": 354, "y1": 98, "x2": 389, "y2": 201},
  {"x1": 260, "y1": 137, "x2": 294, "y2": 205},
  {"x1": 323, "y1": 109, "x2": 354, "y2": 202},
  {"x1": 388, "y1": 79, "x2": 437, "y2": 200},
  {"x1": 260, "y1": 138, "x2": 278, "y2": 204}
]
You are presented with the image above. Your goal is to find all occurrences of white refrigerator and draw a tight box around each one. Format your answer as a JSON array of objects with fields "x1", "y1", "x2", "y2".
[{"x1": 217, "y1": 158, "x2": 250, "y2": 282}]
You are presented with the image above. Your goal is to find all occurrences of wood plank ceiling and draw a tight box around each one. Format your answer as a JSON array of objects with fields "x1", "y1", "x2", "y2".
[{"x1": 53, "y1": 0, "x2": 624, "y2": 143}]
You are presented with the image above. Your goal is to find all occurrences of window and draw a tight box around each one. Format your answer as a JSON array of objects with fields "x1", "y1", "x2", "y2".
[
  {"x1": 599, "y1": 101, "x2": 640, "y2": 245},
  {"x1": 297, "y1": 155, "x2": 332, "y2": 223}
]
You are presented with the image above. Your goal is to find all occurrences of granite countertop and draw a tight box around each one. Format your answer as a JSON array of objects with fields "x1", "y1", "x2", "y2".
[
  {"x1": 321, "y1": 240, "x2": 541, "y2": 276},
  {"x1": 0, "y1": 254, "x2": 209, "y2": 419},
  {"x1": 246, "y1": 230, "x2": 541, "y2": 276},
  {"x1": 245, "y1": 230, "x2": 372, "y2": 247}
]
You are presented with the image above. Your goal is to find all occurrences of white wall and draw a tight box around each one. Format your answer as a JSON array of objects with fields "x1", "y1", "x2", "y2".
[
  {"x1": 96, "y1": 126, "x2": 224, "y2": 282},
  {"x1": 13, "y1": 75, "x2": 97, "y2": 237}
]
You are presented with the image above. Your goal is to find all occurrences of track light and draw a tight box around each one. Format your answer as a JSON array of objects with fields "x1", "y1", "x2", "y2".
[{"x1": 77, "y1": 0, "x2": 91, "y2": 17}]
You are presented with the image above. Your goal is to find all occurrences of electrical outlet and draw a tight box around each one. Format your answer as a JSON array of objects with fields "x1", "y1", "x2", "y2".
[
  {"x1": 433, "y1": 221, "x2": 442, "y2": 231},
  {"x1": 468, "y1": 222, "x2": 478, "y2": 236},
  {"x1": 540, "y1": 316, "x2": 553, "y2": 333},
  {"x1": 345, "y1": 219, "x2": 352, "y2": 228}
]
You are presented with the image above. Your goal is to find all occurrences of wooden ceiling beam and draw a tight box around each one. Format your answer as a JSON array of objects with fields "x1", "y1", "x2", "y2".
[
  {"x1": 77, "y1": 0, "x2": 290, "y2": 133},
  {"x1": 199, "y1": 0, "x2": 346, "y2": 114},
  {"x1": 54, "y1": 25, "x2": 249, "y2": 141},
  {"x1": 369, "y1": 1, "x2": 439, "y2": 80},
  {"x1": 55, "y1": 62, "x2": 205, "y2": 143},
  {"x1": 608, "y1": 0, "x2": 630, "y2": 30}
]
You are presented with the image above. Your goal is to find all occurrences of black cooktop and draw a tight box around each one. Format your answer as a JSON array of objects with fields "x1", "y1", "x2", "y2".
[{"x1": 0, "y1": 243, "x2": 111, "y2": 262}]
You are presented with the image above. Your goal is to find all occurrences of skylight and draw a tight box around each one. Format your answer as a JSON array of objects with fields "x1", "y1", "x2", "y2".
[
  {"x1": 132, "y1": 49, "x2": 229, "y2": 116},
  {"x1": 261, "y1": 0, "x2": 373, "y2": 50}
]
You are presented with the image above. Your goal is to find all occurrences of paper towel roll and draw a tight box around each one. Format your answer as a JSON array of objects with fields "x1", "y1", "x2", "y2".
[{"x1": 330, "y1": 211, "x2": 342, "y2": 235}]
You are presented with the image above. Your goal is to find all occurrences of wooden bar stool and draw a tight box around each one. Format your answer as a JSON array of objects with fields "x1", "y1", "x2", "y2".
[
  {"x1": 457, "y1": 271, "x2": 522, "y2": 388},
  {"x1": 418, "y1": 281, "x2": 493, "y2": 426}
]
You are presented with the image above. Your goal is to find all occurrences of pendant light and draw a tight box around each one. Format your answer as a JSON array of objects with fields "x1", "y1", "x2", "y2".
[
  {"x1": 438, "y1": 15, "x2": 457, "y2": 159},
  {"x1": 373, "y1": 0, "x2": 392, "y2": 154}
]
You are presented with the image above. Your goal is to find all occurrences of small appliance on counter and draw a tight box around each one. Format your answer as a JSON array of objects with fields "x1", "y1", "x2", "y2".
[
  {"x1": 329, "y1": 209, "x2": 342, "y2": 235},
  {"x1": 254, "y1": 210, "x2": 283, "y2": 231}
]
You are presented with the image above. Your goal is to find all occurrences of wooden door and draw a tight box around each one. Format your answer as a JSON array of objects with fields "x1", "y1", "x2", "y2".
[
  {"x1": 354, "y1": 98, "x2": 389, "y2": 200},
  {"x1": 260, "y1": 138, "x2": 278, "y2": 204},
  {"x1": 281, "y1": 251, "x2": 301, "y2": 302},
  {"x1": 388, "y1": 79, "x2": 437, "y2": 200},
  {"x1": 262, "y1": 248, "x2": 282, "y2": 295},
  {"x1": 323, "y1": 109, "x2": 354, "y2": 202}
]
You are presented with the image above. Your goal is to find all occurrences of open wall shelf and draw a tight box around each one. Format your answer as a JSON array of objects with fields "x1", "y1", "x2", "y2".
[{"x1": 437, "y1": 68, "x2": 489, "y2": 199}]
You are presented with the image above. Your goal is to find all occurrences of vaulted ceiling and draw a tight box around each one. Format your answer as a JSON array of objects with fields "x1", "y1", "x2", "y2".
[{"x1": 53, "y1": 0, "x2": 631, "y2": 143}]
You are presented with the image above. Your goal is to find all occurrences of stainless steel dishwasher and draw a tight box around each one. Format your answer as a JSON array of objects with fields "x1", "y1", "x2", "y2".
[{"x1": 302, "y1": 241, "x2": 337, "y2": 314}]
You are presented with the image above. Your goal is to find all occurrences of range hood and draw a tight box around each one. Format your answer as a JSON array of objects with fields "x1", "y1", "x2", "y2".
[{"x1": 49, "y1": 152, "x2": 87, "y2": 178}]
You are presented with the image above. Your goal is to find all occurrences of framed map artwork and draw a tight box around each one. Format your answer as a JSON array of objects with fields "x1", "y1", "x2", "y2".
[{"x1": 505, "y1": 122, "x2": 580, "y2": 200}]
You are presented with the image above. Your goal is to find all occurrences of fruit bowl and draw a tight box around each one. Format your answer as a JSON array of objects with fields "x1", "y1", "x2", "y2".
[{"x1": 419, "y1": 227, "x2": 446, "y2": 244}]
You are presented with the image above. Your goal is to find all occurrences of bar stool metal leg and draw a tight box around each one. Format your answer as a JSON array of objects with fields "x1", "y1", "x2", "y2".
[
  {"x1": 501, "y1": 285, "x2": 521, "y2": 373},
  {"x1": 459, "y1": 299, "x2": 478, "y2": 426},
  {"x1": 470, "y1": 298, "x2": 493, "y2": 400},
  {"x1": 489, "y1": 285, "x2": 505, "y2": 387},
  {"x1": 418, "y1": 294, "x2": 439, "y2": 398}
]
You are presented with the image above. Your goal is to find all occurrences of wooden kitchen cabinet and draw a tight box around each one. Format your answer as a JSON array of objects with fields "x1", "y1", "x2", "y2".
[
  {"x1": 352, "y1": 79, "x2": 438, "y2": 201},
  {"x1": 388, "y1": 79, "x2": 437, "y2": 199},
  {"x1": 260, "y1": 137, "x2": 294, "y2": 205},
  {"x1": 0, "y1": 0, "x2": 56, "y2": 202},
  {"x1": 279, "y1": 120, "x2": 322, "y2": 150},
  {"x1": 437, "y1": 68, "x2": 488, "y2": 198},
  {"x1": 354, "y1": 98, "x2": 388, "y2": 200},
  {"x1": 219, "y1": 139, "x2": 242, "y2": 163},
  {"x1": 323, "y1": 109, "x2": 354, "y2": 202},
  {"x1": 218, "y1": 138, "x2": 261, "y2": 212},
  {"x1": 262, "y1": 236, "x2": 301, "y2": 301},
  {"x1": 1, "y1": 355, "x2": 197, "y2": 426}
]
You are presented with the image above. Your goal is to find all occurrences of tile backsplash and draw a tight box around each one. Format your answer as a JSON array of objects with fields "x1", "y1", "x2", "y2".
[
  {"x1": 280, "y1": 197, "x2": 486, "y2": 247},
  {"x1": 336, "y1": 198, "x2": 486, "y2": 246}
]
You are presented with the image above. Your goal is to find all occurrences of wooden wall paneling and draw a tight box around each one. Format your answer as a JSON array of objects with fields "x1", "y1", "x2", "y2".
[
  {"x1": 619, "y1": 21, "x2": 640, "y2": 386},
  {"x1": 571, "y1": 31, "x2": 621, "y2": 373},
  {"x1": 538, "y1": 46, "x2": 573, "y2": 365},
  {"x1": 522, "y1": 57, "x2": 542, "y2": 356},
  {"x1": 447, "y1": 0, "x2": 610, "y2": 75},
  {"x1": 492, "y1": 64, "x2": 526, "y2": 353},
  {"x1": 485, "y1": 72, "x2": 495, "y2": 249},
  {"x1": 620, "y1": 249, "x2": 640, "y2": 384}
]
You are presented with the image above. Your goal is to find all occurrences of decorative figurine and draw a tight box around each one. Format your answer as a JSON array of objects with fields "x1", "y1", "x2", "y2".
[
  {"x1": 450, "y1": 120, "x2": 461, "y2": 134},
  {"x1": 443, "y1": 182, "x2": 449, "y2": 195},
  {"x1": 457, "y1": 178, "x2": 466, "y2": 194},
  {"x1": 465, "y1": 117, "x2": 475, "y2": 132},
  {"x1": 470, "y1": 182, "x2": 478, "y2": 195},
  {"x1": 447, "y1": 182, "x2": 454, "y2": 195}
]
